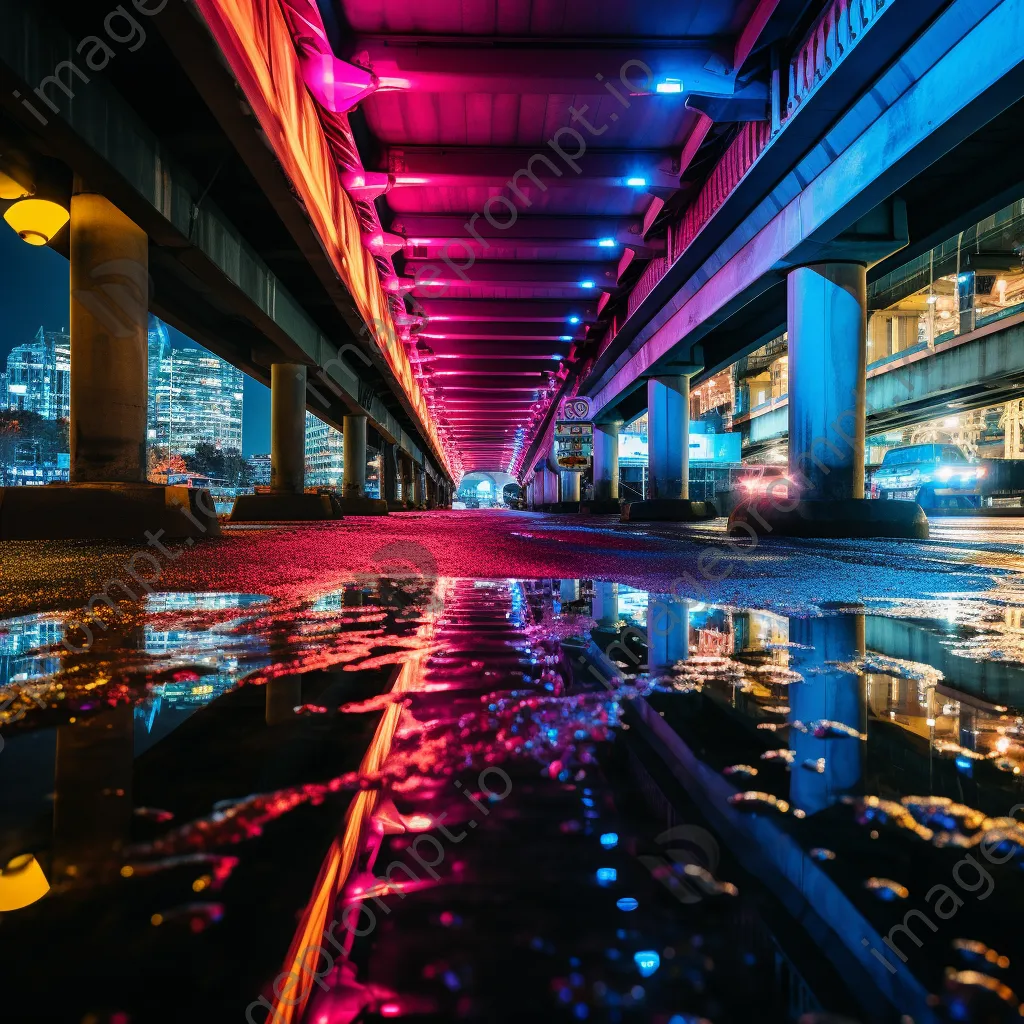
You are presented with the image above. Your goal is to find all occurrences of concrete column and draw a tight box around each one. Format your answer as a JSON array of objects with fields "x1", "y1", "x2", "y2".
[
  {"x1": 542, "y1": 468, "x2": 558, "y2": 505},
  {"x1": 647, "y1": 376, "x2": 691, "y2": 499},
  {"x1": 401, "y1": 454, "x2": 415, "y2": 506},
  {"x1": 414, "y1": 466, "x2": 426, "y2": 507},
  {"x1": 559, "y1": 471, "x2": 581, "y2": 502},
  {"x1": 592, "y1": 581, "x2": 619, "y2": 627},
  {"x1": 271, "y1": 364, "x2": 307, "y2": 494},
  {"x1": 647, "y1": 595, "x2": 689, "y2": 672},
  {"x1": 788, "y1": 614, "x2": 865, "y2": 815},
  {"x1": 788, "y1": 263, "x2": 867, "y2": 501},
  {"x1": 342, "y1": 414, "x2": 367, "y2": 498},
  {"x1": 593, "y1": 422, "x2": 620, "y2": 501},
  {"x1": 958, "y1": 269, "x2": 976, "y2": 336},
  {"x1": 69, "y1": 192, "x2": 148, "y2": 483},
  {"x1": 381, "y1": 442, "x2": 399, "y2": 502}
]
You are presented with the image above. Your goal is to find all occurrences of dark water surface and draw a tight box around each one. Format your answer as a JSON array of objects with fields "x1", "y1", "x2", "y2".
[{"x1": 1, "y1": 575, "x2": 1022, "y2": 1023}]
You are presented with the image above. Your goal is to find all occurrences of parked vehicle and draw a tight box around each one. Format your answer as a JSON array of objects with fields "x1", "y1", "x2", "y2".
[
  {"x1": 869, "y1": 443, "x2": 986, "y2": 509},
  {"x1": 737, "y1": 465, "x2": 792, "y2": 498}
]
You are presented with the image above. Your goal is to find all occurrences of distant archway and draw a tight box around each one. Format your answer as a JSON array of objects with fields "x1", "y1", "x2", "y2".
[{"x1": 459, "y1": 471, "x2": 515, "y2": 500}]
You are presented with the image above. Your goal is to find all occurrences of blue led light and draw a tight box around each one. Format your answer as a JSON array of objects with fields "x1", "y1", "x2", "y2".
[
  {"x1": 568, "y1": 315, "x2": 581, "y2": 324},
  {"x1": 655, "y1": 79, "x2": 682, "y2": 94},
  {"x1": 600, "y1": 832, "x2": 619, "y2": 849},
  {"x1": 559, "y1": 335, "x2": 573, "y2": 341},
  {"x1": 579, "y1": 280, "x2": 595, "y2": 289},
  {"x1": 597, "y1": 237, "x2": 616, "y2": 248},
  {"x1": 596, "y1": 867, "x2": 617, "y2": 886},
  {"x1": 633, "y1": 951, "x2": 660, "y2": 977},
  {"x1": 616, "y1": 897, "x2": 639, "y2": 911},
  {"x1": 626, "y1": 177, "x2": 647, "y2": 187}
]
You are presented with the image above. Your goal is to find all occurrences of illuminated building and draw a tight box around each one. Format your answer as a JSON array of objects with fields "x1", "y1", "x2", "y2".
[
  {"x1": 147, "y1": 316, "x2": 172, "y2": 450},
  {"x1": 4, "y1": 327, "x2": 70, "y2": 420},
  {"x1": 305, "y1": 412, "x2": 344, "y2": 488},
  {"x1": 247, "y1": 453, "x2": 271, "y2": 486},
  {"x1": 168, "y1": 347, "x2": 244, "y2": 456}
]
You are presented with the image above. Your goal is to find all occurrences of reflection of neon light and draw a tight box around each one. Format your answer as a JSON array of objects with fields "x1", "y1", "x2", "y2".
[{"x1": 270, "y1": 581, "x2": 449, "y2": 1023}]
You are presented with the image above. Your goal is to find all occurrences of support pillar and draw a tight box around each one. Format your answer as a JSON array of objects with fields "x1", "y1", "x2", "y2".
[
  {"x1": 271, "y1": 363, "x2": 307, "y2": 495},
  {"x1": 729, "y1": 262, "x2": 926, "y2": 538},
  {"x1": 413, "y1": 466, "x2": 426, "y2": 509},
  {"x1": 541, "y1": 467, "x2": 558, "y2": 507},
  {"x1": 588, "y1": 420, "x2": 621, "y2": 513},
  {"x1": 647, "y1": 595, "x2": 689, "y2": 674},
  {"x1": 787, "y1": 614, "x2": 865, "y2": 815},
  {"x1": 559, "y1": 470, "x2": 581, "y2": 505},
  {"x1": 399, "y1": 453, "x2": 416, "y2": 509},
  {"x1": 382, "y1": 443, "x2": 403, "y2": 511},
  {"x1": 231, "y1": 363, "x2": 333, "y2": 521},
  {"x1": 342, "y1": 414, "x2": 367, "y2": 499},
  {"x1": 335, "y1": 414, "x2": 387, "y2": 514},
  {"x1": 622, "y1": 374, "x2": 716, "y2": 522},
  {"x1": 789, "y1": 265, "x2": 866, "y2": 503},
  {"x1": 0, "y1": 190, "x2": 219, "y2": 539}
]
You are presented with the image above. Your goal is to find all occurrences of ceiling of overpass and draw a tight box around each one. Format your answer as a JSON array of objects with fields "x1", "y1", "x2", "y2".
[{"x1": 329, "y1": 0, "x2": 768, "y2": 472}]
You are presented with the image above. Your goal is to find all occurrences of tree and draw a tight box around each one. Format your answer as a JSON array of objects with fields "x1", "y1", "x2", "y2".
[
  {"x1": 183, "y1": 443, "x2": 252, "y2": 487},
  {"x1": 148, "y1": 446, "x2": 187, "y2": 483},
  {"x1": 0, "y1": 410, "x2": 69, "y2": 484},
  {"x1": 0, "y1": 411, "x2": 20, "y2": 486}
]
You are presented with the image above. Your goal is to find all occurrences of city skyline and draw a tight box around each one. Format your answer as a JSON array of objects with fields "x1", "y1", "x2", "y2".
[{"x1": 0, "y1": 227, "x2": 272, "y2": 455}]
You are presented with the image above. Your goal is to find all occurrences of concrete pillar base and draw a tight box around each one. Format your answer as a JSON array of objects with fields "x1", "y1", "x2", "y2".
[
  {"x1": 621, "y1": 498, "x2": 718, "y2": 523},
  {"x1": 581, "y1": 500, "x2": 623, "y2": 515},
  {"x1": 335, "y1": 496, "x2": 389, "y2": 516},
  {"x1": 229, "y1": 492, "x2": 335, "y2": 523},
  {"x1": 539, "y1": 501, "x2": 581, "y2": 514},
  {"x1": 728, "y1": 498, "x2": 929, "y2": 539},
  {"x1": 0, "y1": 483, "x2": 221, "y2": 540},
  {"x1": 386, "y1": 499, "x2": 409, "y2": 512}
]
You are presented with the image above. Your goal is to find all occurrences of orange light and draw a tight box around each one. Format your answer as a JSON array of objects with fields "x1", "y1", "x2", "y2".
[
  {"x1": 3, "y1": 198, "x2": 69, "y2": 245},
  {"x1": 0, "y1": 854, "x2": 50, "y2": 911}
]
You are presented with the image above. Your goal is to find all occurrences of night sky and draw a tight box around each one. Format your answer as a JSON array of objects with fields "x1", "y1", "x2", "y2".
[{"x1": 0, "y1": 227, "x2": 271, "y2": 455}]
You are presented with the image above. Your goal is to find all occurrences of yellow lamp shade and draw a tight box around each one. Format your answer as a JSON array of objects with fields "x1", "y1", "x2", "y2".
[
  {"x1": 0, "y1": 853, "x2": 50, "y2": 911},
  {"x1": 3, "y1": 198, "x2": 69, "y2": 245}
]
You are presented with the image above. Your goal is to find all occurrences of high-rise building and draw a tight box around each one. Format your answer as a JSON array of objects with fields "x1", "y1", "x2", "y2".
[
  {"x1": 147, "y1": 316, "x2": 171, "y2": 450},
  {"x1": 154, "y1": 346, "x2": 244, "y2": 456},
  {"x1": 305, "y1": 412, "x2": 344, "y2": 488},
  {"x1": 5, "y1": 327, "x2": 70, "y2": 420},
  {"x1": 247, "y1": 453, "x2": 271, "y2": 486}
]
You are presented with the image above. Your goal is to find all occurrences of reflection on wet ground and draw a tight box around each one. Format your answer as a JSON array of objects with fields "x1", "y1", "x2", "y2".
[{"x1": 1, "y1": 568, "x2": 1023, "y2": 1023}]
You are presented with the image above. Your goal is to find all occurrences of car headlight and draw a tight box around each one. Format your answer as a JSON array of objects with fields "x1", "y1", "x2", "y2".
[{"x1": 937, "y1": 467, "x2": 954, "y2": 481}]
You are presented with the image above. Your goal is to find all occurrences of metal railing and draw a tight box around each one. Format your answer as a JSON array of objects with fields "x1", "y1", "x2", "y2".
[{"x1": 787, "y1": 0, "x2": 894, "y2": 115}]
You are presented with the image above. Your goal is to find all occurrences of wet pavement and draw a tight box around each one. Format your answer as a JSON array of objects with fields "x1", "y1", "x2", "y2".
[{"x1": 1, "y1": 511, "x2": 1024, "y2": 1023}]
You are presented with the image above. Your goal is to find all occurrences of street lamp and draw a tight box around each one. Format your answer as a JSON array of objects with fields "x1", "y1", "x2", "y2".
[{"x1": 3, "y1": 198, "x2": 69, "y2": 245}]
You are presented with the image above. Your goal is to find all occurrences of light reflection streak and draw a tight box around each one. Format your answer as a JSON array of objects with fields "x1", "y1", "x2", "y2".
[{"x1": 268, "y1": 580, "x2": 450, "y2": 1024}]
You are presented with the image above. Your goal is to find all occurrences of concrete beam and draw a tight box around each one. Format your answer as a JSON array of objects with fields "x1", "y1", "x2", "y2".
[
  {"x1": 403, "y1": 261, "x2": 618, "y2": 292},
  {"x1": 413, "y1": 298, "x2": 601, "y2": 322},
  {"x1": 579, "y1": 0, "x2": 954, "y2": 412},
  {"x1": 384, "y1": 147, "x2": 681, "y2": 191},
  {"x1": 0, "y1": 0, "x2": 451, "y2": 484},
  {"x1": 587, "y1": 0, "x2": 1024, "y2": 422},
  {"x1": 351, "y1": 41, "x2": 738, "y2": 97}
]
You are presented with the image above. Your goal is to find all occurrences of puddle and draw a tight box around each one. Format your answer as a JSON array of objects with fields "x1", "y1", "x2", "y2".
[{"x1": 0, "y1": 577, "x2": 1022, "y2": 1023}]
